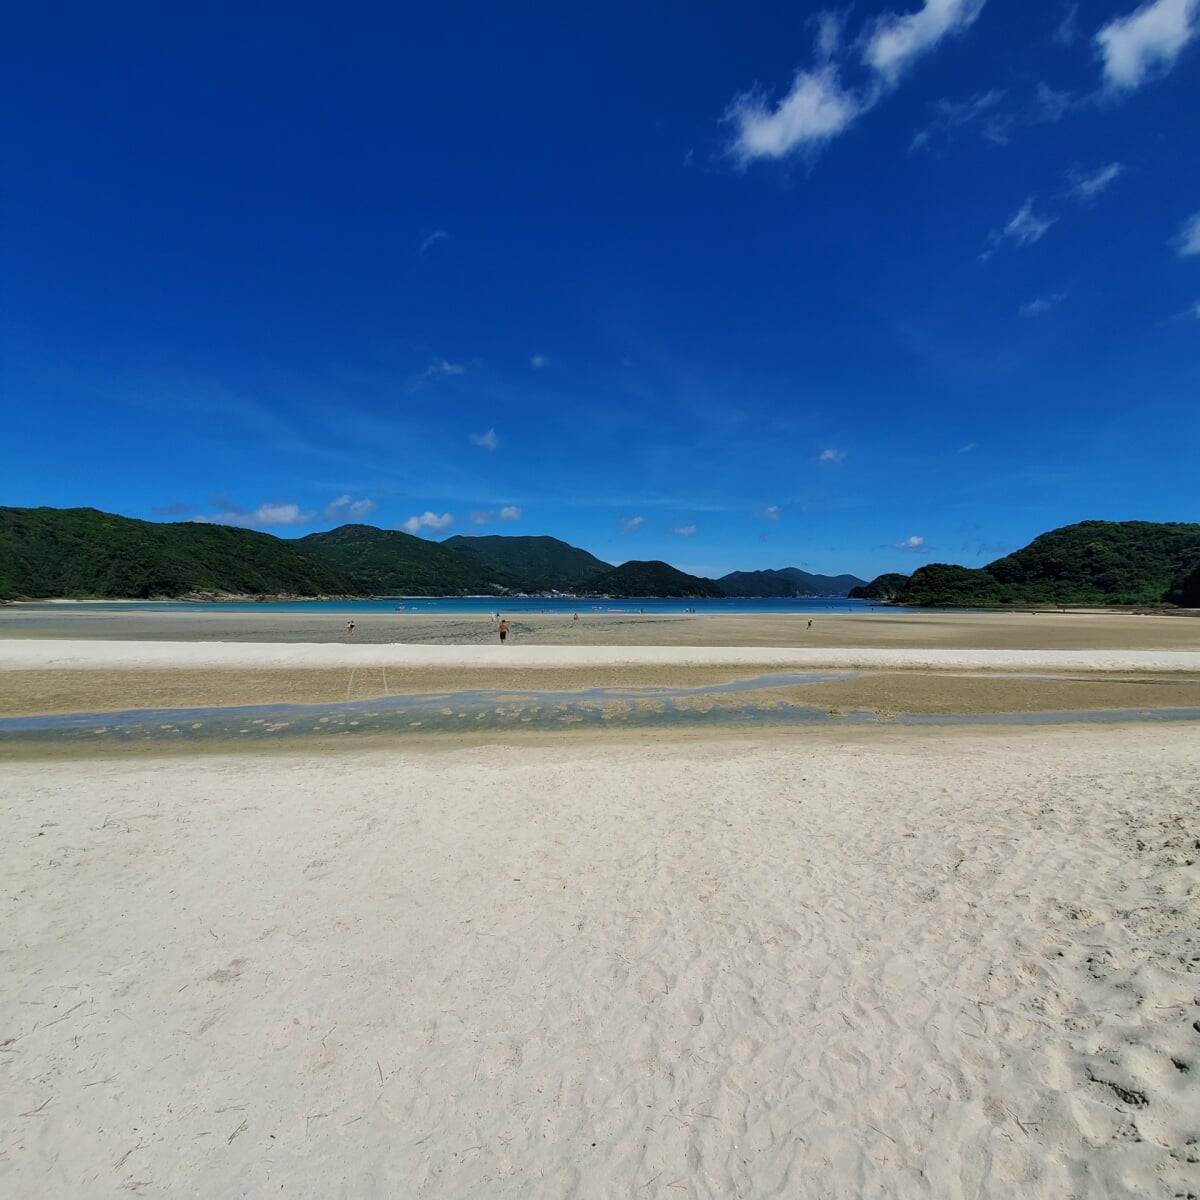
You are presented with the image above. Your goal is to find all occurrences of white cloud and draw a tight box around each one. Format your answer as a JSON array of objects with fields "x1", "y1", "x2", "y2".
[
  {"x1": 863, "y1": 0, "x2": 987, "y2": 84},
  {"x1": 419, "y1": 230, "x2": 448, "y2": 254},
  {"x1": 618, "y1": 515, "x2": 646, "y2": 533},
  {"x1": 470, "y1": 506, "x2": 520, "y2": 525},
  {"x1": 669, "y1": 524, "x2": 698, "y2": 537},
  {"x1": 755, "y1": 505, "x2": 781, "y2": 520},
  {"x1": 193, "y1": 502, "x2": 316, "y2": 529},
  {"x1": 1005, "y1": 200, "x2": 1054, "y2": 245},
  {"x1": 1175, "y1": 210, "x2": 1200, "y2": 255},
  {"x1": 469, "y1": 428, "x2": 498, "y2": 451},
  {"x1": 819, "y1": 447, "x2": 846, "y2": 463},
  {"x1": 1071, "y1": 162, "x2": 1124, "y2": 201},
  {"x1": 324, "y1": 494, "x2": 377, "y2": 522},
  {"x1": 727, "y1": 0, "x2": 987, "y2": 165},
  {"x1": 530, "y1": 354, "x2": 550, "y2": 369},
  {"x1": 726, "y1": 67, "x2": 862, "y2": 163},
  {"x1": 1097, "y1": 0, "x2": 1198, "y2": 90},
  {"x1": 401, "y1": 511, "x2": 455, "y2": 535},
  {"x1": 985, "y1": 199, "x2": 1054, "y2": 257},
  {"x1": 410, "y1": 357, "x2": 466, "y2": 390},
  {"x1": 1192, "y1": 300, "x2": 1200, "y2": 318},
  {"x1": 895, "y1": 535, "x2": 927, "y2": 550},
  {"x1": 957, "y1": 442, "x2": 977, "y2": 453},
  {"x1": 1020, "y1": 292, "x2": 1066, "y2": 317}
]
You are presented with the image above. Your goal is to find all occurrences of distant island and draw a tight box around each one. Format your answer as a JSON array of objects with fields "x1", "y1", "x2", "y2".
[{"x1": 2, "y1": 508, "x2": 1196, "y2": 607}]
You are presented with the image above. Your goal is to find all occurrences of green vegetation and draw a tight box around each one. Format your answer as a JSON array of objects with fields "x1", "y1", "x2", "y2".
[
  {"x1": 295, "y1": 525, "x2": 527, "y2": 595},
  {"x1": 0, "y1": 506, "x2": 355, "y2": 600},
  {"x1": 587, "y1": 560, "x2": 724, "y2": 598},
  {"x1": 848, "y1": 572, "x2": 910, "y2": 601},
  {"x1": 719, "y1": 568, "x2": 866, "y2": 598},
  {"x1": 442, "y1": 534, "x2": 612, "y2": 590},
  {"x1": 899, "y1": 521, "x2": 1200, "y2": 607}
]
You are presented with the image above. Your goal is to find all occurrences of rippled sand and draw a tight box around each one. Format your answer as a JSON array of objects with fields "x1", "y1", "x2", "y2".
[{"x1": 2, "y1": 729, "x2": 1197, "y2": 1197}]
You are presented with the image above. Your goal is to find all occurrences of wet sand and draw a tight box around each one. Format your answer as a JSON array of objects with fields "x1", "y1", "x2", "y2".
[{"x1": 2, "y1": 606, "x2": 1198, "y2": 650}]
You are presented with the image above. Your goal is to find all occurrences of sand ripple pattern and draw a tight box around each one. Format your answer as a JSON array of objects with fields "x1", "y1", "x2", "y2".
[{"x1": 1, "y1": 729, "x2": 1197, "y2": 1198}]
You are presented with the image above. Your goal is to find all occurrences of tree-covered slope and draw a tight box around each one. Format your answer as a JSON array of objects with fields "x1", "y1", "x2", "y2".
[
  {"x1": 586, "y1": 560, "x2": 724, "y2": 598},
  {"x1": 296, "y1": 524, "x2": 528, "y2": 595},
  {"x1": 441, "y1": 534, "x2": 611, "y2": 589},
  {"x1": 849, "y1": 572, "x2": 911, "y2": 601},
  {"x1": 718, "y1": 567, "x2": 867, "y2": 597},
  {"x1": 0, "y1": 506, "x2": 355, "y2": 600},
  {"x1": 900, "y1": 521, "x2": 1200, "y2": 607}
]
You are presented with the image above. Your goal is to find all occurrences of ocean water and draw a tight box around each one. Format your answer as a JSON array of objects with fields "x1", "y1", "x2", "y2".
[{"x1": 30, "y1": 596, "x2": 905, "y2": 616}]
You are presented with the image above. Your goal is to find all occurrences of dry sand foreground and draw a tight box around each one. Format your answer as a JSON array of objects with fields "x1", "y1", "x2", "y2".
[{"x1": 2, "y1": 728, "x2": 1199, "y2": 1198}]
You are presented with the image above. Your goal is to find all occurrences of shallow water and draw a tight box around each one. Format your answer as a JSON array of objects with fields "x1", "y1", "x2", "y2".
[{"x1": 3, "y1": 671, "x2": 1198, "y2": 744}]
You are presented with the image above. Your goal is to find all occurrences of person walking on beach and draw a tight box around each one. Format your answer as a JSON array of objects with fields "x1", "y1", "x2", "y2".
[
  {"x1": 498, "y1": 619, "x2": 509, "y2": 644},
  {"x1": 346, "y1": 620, "x2": 355, "y2": 636}
]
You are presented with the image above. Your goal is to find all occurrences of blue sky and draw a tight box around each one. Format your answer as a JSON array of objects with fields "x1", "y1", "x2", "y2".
[{"x1": 3, "y1": 1, "x2": 1198, "y2": 581}]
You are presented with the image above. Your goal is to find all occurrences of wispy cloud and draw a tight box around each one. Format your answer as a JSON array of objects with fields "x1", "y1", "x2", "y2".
[
  {"x1": 1053, "y1": 3, "x2": 1080, "y2": 46},
  {"x1": 894, "y1": 534, "x2": 928, "y2": 551},
  {"x1": 193, "y1": 501, "x2": 316, "y2": 529},
  {"x1": 530, "y1": 354, "x2": 550, "y2": 369},
  {"x1": 324, "y1": 494, "x2": 377, "y2": 522},
  {"x1": 668, "y1": 524, "x2": 698, "y2": 537},
  {"x1": 726, "y1": 0, "x2": 986, "y2": 165},
  {"x1": 910, "y1": 88, "x2": 1009, "y2": 151},
  {"x1": 470, "y1": 505, "x2": 521, "y2": 524},
  {"x1": 819, "y1": 447, "x2": 846, "y2": 463},
  {"x1": 1020, "y1": 292, "x2": 1067, "y2": 317},
  {"x1": 1003, "y1": 199, "x2": 1055, "y2": 245},
  {"x1": 1070, "y1": 161, "x2": 1124, "y2": 201},
  {"x1": 618, "y1": 515, "x2": 646, "y2": 533},
  {"x1": 1032, "y1": 82, "x2": 1076, "y2": 123},
  {"x1": 984, "y1": 198, "x2": 1054, "y2": 257},
  {"x1": 418, "y1": 230, "x2": 448, "y2": 254},
  {"x1": 401, "y1": 511, "x2": 455, "y2": 535},
  {"x1": 755, "y1": 505, "x2": 781, "y2": 520},
  {"x1": 410, "y1": 357, "x2": 466, "y2": 390},
  {"x1": 863, "y1": 0, "x2": 987, "y2": 85},
  {"x1": 469, "y1": 428, "x2": 498, "y2": 451},
  {"x1": 957, "y1": 442, "x2": 978, "y2": 453},
  {"x1": 1174, "y1": 210, "x2": 1200, "y2": 256},
  {"x1": 1096, "y1": 0, "x2": 1198, "y2": 92},
  {"x1": 726, "y1": 67, "x2": 862, "y2": 163}
]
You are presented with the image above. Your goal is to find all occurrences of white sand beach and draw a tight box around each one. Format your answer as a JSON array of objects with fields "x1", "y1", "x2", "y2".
[
  {"x1": 2, "y1": 728, "x2": 1198, "y2": 1198},
  {"x1": 2, "y1": 624, "x2": 1198, "y2": 1197}
]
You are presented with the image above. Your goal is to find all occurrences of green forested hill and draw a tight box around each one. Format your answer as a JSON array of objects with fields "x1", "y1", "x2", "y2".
[
  {"x1": 0, "y1": 507, "x2": 355, "y2": 600},
  {"x1": 296, "y1": 524, "x2": 529, "y2": 595},
  {"x1": 718, "y1": 567, "x2": 867, "y2": 597},
  {"x1": 587, "y1": 560, "x2": 723, "y2": 598},
  {"x1": 441, "y1": 534, "x2": 612, "y2": 589},
  {"x1": 900, "y1": 521, "x2": 1200, "y2": 607},
  {"x1": 849, "y1": 572, "x2": 910, "y2": 601}
]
